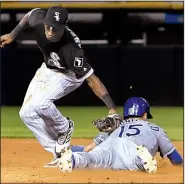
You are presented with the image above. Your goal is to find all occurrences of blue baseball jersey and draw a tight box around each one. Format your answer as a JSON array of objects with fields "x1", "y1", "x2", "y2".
[
  {"x1": 73, "y1": 119, "x2": 175, "y2": 170},
  {"x1": 94, "y1": 119, "x2": 175, "y2": 157},
  {"x1": 106, "y1": 119, "x2": 175, "y2": 157}
]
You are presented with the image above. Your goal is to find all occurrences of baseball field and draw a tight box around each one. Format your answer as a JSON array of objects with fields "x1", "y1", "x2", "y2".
[{"x1": 2, "y1": 106, "x2": 183, "y2": 183}]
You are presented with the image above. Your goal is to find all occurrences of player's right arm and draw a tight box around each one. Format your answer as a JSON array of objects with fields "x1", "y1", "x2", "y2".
[
  {"x1": 71, "y1": 132, "x2": 108, "y2": 152},
  {"x1": 0, "y1": 8, "x2": 40, "y2": 47},
  {"x1": 83, "y1": 141, "x2": 97, "y2": 152},
  {"x1": 83, "y1": 132, "x2": 109, "y2": 152},
  {"x1": 157, "y1": 127, "x2": 183, "y2": 166}
]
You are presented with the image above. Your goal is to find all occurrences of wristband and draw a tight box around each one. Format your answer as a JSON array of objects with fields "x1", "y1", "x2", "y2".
[{"x1": 102, "y1": 94, "x2": 116, "y2": 109}]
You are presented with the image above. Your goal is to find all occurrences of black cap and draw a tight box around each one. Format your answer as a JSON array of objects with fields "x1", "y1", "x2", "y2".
[{"x1": 43, "y1": 6, "x2": 68, "y2": 30}]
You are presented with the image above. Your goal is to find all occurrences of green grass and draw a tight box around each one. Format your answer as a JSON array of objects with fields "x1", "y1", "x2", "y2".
[{"x1": 1, "y1": 106, "x2": 183, "y2": 141}]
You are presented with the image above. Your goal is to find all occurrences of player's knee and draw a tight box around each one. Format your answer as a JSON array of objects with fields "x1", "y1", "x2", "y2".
[
  {"x1": 32, "y1": 100, "x2": 50, "y2": 114},
  {"x1": 19, "y1": 107, "x2": 24, "y2": 120},
  {"x1": 19, "y1": 105, "x2": 29, "y2": 120}
]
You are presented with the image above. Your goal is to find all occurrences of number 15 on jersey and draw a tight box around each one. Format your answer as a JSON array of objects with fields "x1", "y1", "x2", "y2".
[{"x1": 119, "y1": 124, "x2": 143, "y2": 137}]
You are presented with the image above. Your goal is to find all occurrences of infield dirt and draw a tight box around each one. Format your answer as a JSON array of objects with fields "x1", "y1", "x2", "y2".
[{"x1": 2, "y1": 139, "x2": 183, "y2": 183}]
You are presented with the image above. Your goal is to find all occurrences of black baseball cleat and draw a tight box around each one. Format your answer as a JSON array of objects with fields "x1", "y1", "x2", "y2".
[
  {"x1": 57, "y1": 117, "x2": 74, "y2": 146},
  {"x1": 45, "y1": 118, "x2": 74, "y2": 168}
]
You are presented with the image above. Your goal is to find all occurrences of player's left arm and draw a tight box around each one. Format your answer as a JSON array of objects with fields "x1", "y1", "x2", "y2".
[
  {"x1": 167, "y1": 149, "x2": 183, "y2": 166},
  {"x1": 67, "y1": 47, "x2": 117, "y2": 115},
  {"x1": 86, "y1": 74, "x2": 117, "y2": 115},
  {"x1": 158, "y1": 128, "x2": 183, "y2": 166}
]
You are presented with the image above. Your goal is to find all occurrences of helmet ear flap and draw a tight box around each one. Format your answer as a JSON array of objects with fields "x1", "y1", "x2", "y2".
[{"x1": 147, "y1": 112, "x2": 153, "y2": 119}]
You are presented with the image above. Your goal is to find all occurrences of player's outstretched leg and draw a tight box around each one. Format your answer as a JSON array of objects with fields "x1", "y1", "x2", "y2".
[
  {"x1": 58, "y1": 147, "x2": 74, "y2": 172},
  {"x1": 136, "y1": 145, "x2": 157, "y2": 174}
]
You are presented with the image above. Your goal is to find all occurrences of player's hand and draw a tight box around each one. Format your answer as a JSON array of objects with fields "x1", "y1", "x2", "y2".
[
  {"x1": 0, "y1": 34, "x2": 14, "y2": 48},
  {"x1": 108, "y1": 108, "x2": 117, "y2": 115},
  {"x1": 92, "y1": 114, "x2": 122, "y2": 133}
]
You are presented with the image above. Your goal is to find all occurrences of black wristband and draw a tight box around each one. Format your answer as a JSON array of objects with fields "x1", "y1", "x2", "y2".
[
  {"x1": 10, "y1": 24, "x2": 24, "y2": 39},
  {"x1": 102, "y1": 94, "x2": 116, "y2": 109}
]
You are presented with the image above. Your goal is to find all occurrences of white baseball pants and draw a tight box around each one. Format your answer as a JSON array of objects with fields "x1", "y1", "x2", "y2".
[{"x1": 19, "y1": 63, "x2": 85, "y2": 156}]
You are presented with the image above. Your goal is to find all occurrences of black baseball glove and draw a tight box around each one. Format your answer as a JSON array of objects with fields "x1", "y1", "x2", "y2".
[{"x1": 92, "y1": 114, "x2": 122, "y2": 133}]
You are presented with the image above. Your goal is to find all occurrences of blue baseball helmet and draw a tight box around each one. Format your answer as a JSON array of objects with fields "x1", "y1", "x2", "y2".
[{"x1": 124, "y1": 97, "x2": 153, "y2": 119}]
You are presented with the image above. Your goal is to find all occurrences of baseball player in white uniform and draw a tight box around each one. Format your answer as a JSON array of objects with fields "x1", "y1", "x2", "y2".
[{"x1": 0, "y1": 6, "x2": 118, "y2": 167}]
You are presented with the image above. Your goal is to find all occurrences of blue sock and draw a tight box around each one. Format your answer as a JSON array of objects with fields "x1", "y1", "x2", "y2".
[{"x1": 71, "y1": 145, "x2": 84, "y2": 152}]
